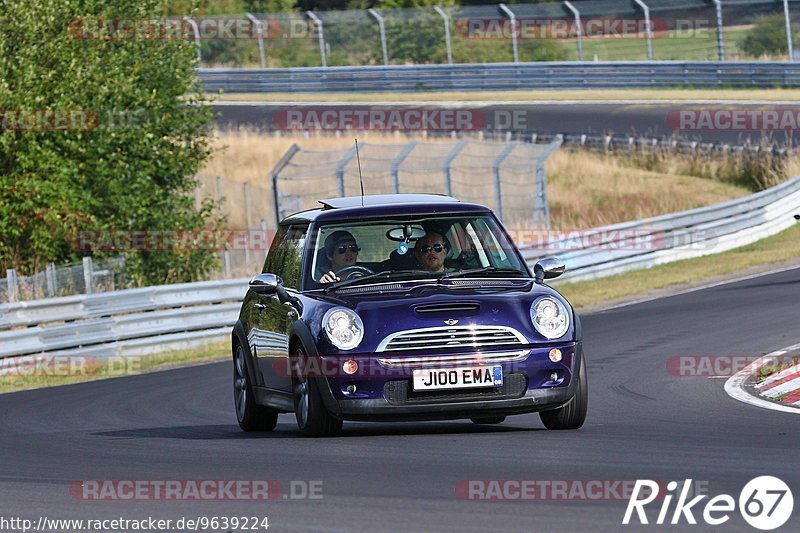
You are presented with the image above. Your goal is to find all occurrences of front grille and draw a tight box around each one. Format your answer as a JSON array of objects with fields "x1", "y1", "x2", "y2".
[
  {"x1": 376, "y1": 325, "x2": 526, "y2": 353},
  {"x1": 383, "y1": 373, "x2": 528, "y2": 405}
]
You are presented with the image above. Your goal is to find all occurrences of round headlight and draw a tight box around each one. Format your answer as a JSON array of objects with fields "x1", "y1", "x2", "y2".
[
  {"x1": 323, "y1": 307, "x2": 364, "y2": 351},
  {"x1": 530, "y1": 296, "x2": 570, "y2": 340}
]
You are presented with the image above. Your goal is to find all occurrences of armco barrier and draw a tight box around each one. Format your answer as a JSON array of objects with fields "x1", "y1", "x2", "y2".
[
  {"x1": 1, "y1": 176, "x2": 799, "y2": 362},
  {"x1": 199, "y1": 62, "x2": 800, "y2": 93}
]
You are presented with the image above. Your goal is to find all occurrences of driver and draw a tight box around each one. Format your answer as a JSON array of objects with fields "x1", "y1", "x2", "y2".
[{"x1": 320, "y1": 231, "x2": 361, "y2": 283}]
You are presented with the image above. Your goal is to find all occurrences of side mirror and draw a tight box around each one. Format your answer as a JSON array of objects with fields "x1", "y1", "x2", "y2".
[
  {"x1": 534, "y1": 256, "x2": 566, "y2": 283},
  {"x1": 249, "y1": 273, "x2": 281, "y2": 294}
]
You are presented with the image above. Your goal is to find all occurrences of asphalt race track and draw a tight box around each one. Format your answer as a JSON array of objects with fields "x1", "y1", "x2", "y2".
[
  {"x1": 1, "y1": 266, "x2": 798, "y2": 532},
  {"x1": 213, "y1": 102, "x2": 800, "y2": 147}
]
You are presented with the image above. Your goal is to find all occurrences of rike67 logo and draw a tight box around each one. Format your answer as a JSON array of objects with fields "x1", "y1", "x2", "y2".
[{"x1": 623, "y1": 477, "x2": 793, "y2": 530}]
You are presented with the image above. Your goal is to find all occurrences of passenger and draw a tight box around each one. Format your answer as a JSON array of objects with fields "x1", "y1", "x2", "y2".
[
  {"x1": 413, "y1": 230, "x2": 450, "y2": 273},
  {"x1": 320, "y1": 231, "x2": 361, "y2": 283}
]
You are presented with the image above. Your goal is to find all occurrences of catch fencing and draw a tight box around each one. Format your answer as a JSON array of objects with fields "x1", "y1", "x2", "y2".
[
  {"x1": 270, "y1": 138, "x2": 563, "y2": 229},
  {"x1": 190, "y1": 0, "x2": 800, "y2": 68}
]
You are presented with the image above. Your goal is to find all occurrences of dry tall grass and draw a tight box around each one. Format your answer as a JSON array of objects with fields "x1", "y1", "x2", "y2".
[{"x1": 199, "y1": 130, "x2": 755, "y2": 230}]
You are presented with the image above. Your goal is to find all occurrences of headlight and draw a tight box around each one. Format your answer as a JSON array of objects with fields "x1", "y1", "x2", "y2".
[
  {"x1": 530, "y1": 296, "x2": 570, "y2": 340},
  {"x1": 323, "y1": 307, "x2": 364, "y2": 351}
]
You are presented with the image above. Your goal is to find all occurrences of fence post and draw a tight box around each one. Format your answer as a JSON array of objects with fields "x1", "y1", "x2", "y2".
[
  {"x1": 784, "y1": 0, "x2": 795, "y2": 62},
  {"x1": 563, "y1": 1, "x2": 583, "y2": 62},
  {"x1": 368, "y1": 9, "x2": 389, "y2": 66},
  {"x1": 712, "y1": 0, "x2": 725, "y2": 60},
  {"x1": 442, "y1": 140, "x2": 468, "y2": 197},
  {"x1": 246, "y1": 13, "x2": 267, "y2": 68},
  {"x1": 492, "y1": 143, "x2": 518, "y2": 222},
  {"x1": 82, "y1": 257, "x2": 94, "y2": 295},
  {"x1": 182, "y1": 17, "x2": 202, "y2": 63},
  {"x1": 244, "y1": 182, "x2": 253, "y2": 266},
  {"x1": 498, "y1": 4, "x2": 519, "y2": 63},
  {"x1": 6, "y1": 268, "x2": 18, "y2": 303},
  {"x1": 335, "y1": 144, "x2": 360, "y2": 199},
  {"x1": 45, "y1": 263, "x2": 57, "y2": 297},
  {"x1": 268, "y1": 143, "x2": 302, "y2": 226},
  {"x1": 633, "y1": 0, "x2": 653, "y2": 60},
  {"x1": 193, "y1": 175, "x2": 201, "y2": 210},
  {"x1": 391, "y1": 141, "x2": 418, "y2": 193},
  {"x1": 216, "y1": 176, "x2": 224, "y2": 202},
  {"x1": 223, "y1": 250, "x2": 232, "y2": 278},
  {"x1": 306, "y1": 11, "x2": 327, "y2": 67},
  {"x1": 534, "y1": 135, "x2": 563, "y2": 229},
  {"x1": 433, "y1": 6, "x2": 453, "y2": 64}
]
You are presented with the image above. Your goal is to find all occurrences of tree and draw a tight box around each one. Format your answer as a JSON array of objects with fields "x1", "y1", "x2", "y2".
[
  {"x1": 740, "y1": 13, "x2": 797, "y2": 58},
  {"x1": 0, "y1": 0, "x2": 221, "y2": 285}
]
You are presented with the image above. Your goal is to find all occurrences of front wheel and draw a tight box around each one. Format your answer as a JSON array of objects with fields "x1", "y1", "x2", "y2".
[
  {"x1": 293, "y1": 347, "x2": 343, "y2": 438},
  {"x1": 539, "y1": 356, "x2": 588, "y2": 430},
  {"x1": 234, "y1": 343, "x2": 279, "y2": 432}
]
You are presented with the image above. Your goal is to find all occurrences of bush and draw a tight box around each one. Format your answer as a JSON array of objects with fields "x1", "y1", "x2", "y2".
[
  {"x1": 0, "y1": 0, "x2": 221, "y2": 285},
  {"x1": 740, "y1": 13, "x2": 797, "y2": 58}
]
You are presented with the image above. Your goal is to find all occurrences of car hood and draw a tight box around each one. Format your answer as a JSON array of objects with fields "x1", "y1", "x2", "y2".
[{"x1": 307, "y1": 279, "x2": 574, "y2": 353}]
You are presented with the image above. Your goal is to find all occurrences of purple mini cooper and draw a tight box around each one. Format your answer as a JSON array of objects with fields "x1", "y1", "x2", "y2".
[{"x1": 231, "y1": 194, "x2": 587, "y2": 437}]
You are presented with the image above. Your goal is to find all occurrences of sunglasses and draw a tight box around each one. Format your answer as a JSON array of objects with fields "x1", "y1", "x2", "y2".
[
  {"x1": 418, "y1": 243, "x2": 446, "y2": 254},
  {"x1": 335, "y1": 244, "x2": 361, "y2": 254}
]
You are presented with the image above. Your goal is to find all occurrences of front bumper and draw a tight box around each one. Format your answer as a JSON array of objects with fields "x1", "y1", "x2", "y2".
[{"x1": 315, "y1": 342, "x2": 582, "y2": 421}]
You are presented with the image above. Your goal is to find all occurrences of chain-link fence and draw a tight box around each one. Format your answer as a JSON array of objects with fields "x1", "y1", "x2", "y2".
[
  {"x1": 2, "y1": 256, "x2": 129, "y2": 304},
  {"x1": 189, "y1": 0, "x2": 800, "y2": 68},
  {"x1": 271, "y1": 138, "x2": 562, "y2": 231}
]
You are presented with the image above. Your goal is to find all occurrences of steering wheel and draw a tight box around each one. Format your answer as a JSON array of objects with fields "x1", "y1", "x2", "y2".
[{"x1": 335, "y1": 265, "x2": 375, "y2": 280}]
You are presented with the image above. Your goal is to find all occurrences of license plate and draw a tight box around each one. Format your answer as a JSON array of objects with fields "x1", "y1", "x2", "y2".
[{"x1": 412, "y1": 365, "x2": 503, "y2": 391}]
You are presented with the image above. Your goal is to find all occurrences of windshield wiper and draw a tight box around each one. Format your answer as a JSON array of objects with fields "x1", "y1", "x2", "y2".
[
  {"x1": 324, "y1": 270, "x2": 422, "y2": 293},
  {"x1": 439, "y1": 267, "x2": 527, "y2": 281}
]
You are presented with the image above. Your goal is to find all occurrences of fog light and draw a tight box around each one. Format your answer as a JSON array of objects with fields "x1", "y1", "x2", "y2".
[
  {"x1": 343, "y1": 360, "x2": 358, "y2": 375},
  {"x1": 550, "y1": 372, "x2": 559, "y2": 381},
  {"x1": 549, "y1": 348, "x2": 562, "y2": 363},
  {"x1": 347, "y1": 384, "x2": 357, "y2": 394}
]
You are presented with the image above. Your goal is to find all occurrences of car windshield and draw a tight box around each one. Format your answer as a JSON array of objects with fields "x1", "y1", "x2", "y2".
[{"x1": 305, "y1": 215, "x2": 529, "y2": 289}]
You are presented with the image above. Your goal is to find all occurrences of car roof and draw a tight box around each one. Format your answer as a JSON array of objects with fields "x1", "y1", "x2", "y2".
[{"x1": 281, "y1": 194, "x2": 492, "y2": 224}]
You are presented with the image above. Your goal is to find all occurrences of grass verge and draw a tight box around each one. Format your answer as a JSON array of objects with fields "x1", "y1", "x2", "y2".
[{"x1": 0, "y1": 341, "x2": 229, "y2": 395}]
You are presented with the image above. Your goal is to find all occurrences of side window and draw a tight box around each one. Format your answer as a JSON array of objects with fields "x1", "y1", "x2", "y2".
[{"x1": 261, "y1": 225, "x2": 308, "y2": 289}]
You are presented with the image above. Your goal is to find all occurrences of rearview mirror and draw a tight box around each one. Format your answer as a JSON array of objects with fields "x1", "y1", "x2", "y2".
[
  {"x1": 249, "y1": 273, "x2": 281, "y2": 294},
  {"x1": 534, "y1": 256, "x2": 566, "y2": 283},
  {"x1": 386, "y1": 224, "x2": 426, "y2": 242}
]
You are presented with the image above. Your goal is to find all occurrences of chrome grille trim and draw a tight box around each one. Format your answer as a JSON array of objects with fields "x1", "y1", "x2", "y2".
[
  {"x1": 375, "y1": 325, "x2": 527, "y2": 353},
  {"x1": 377, "y1": 350, "x2": 529, "y2": 369}
]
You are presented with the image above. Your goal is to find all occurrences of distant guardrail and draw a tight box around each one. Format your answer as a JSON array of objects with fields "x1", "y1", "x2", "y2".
[
  {"x1": 2, "y1": 176, "x2": 799, "y2": 362},
  {"x1": 520, "y1": 175, "x2": 800, "y2": 283},
  {"x1": 199, "y1": 62, "x2": 800, "y2": 93}
]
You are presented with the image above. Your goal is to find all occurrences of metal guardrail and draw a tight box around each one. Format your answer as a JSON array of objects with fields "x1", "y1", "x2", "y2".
[
  {"x1": 199, "y1": 62, "x2": 800, "y2": 93},
  {"x1": 521, "y1": 175, "x2": 800, "y2": 283},
  {"x1": 1, "y1": 176, "x2": 798, "y2": 361}
]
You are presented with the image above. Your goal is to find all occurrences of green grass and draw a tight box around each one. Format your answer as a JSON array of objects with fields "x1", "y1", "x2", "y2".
[
  {"x1": 556, "y1": 221, "x2": 800, "y2": 309},
  {"x1": 0, "y1": 341, "x2": 229, "y2": 394}
]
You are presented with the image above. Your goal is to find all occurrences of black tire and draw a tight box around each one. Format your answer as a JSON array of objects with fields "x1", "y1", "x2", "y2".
[
  {"x1": 234, "y1": 343, "x2": 279, "y2": 432},
  {"x1": 293, "y1": 346, "x2": 343, "y2": 438},
  {"x1": 539, "y1": 356, "x2": 588, "y2": 430},
  {"x1": 470, "y1": 416, "x2": 506, "y2": 425}
]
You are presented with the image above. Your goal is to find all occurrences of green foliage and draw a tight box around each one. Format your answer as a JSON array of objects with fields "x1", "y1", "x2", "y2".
[
  {"x1": 739, "y1": 13, "x2": 796, "y2": 58},
  {"x1": 0, "y1": 0, "x2": 221, "y2": 285}
]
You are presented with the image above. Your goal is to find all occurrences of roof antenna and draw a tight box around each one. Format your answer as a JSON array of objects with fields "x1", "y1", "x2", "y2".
[{"x1": 355, "y1": 138, "x2": 364, "y2": 206}]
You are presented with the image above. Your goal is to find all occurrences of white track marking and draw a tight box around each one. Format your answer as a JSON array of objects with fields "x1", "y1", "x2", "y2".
[{"x1": 725, "y1": 343, "x2": 800, "y2": 415}]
